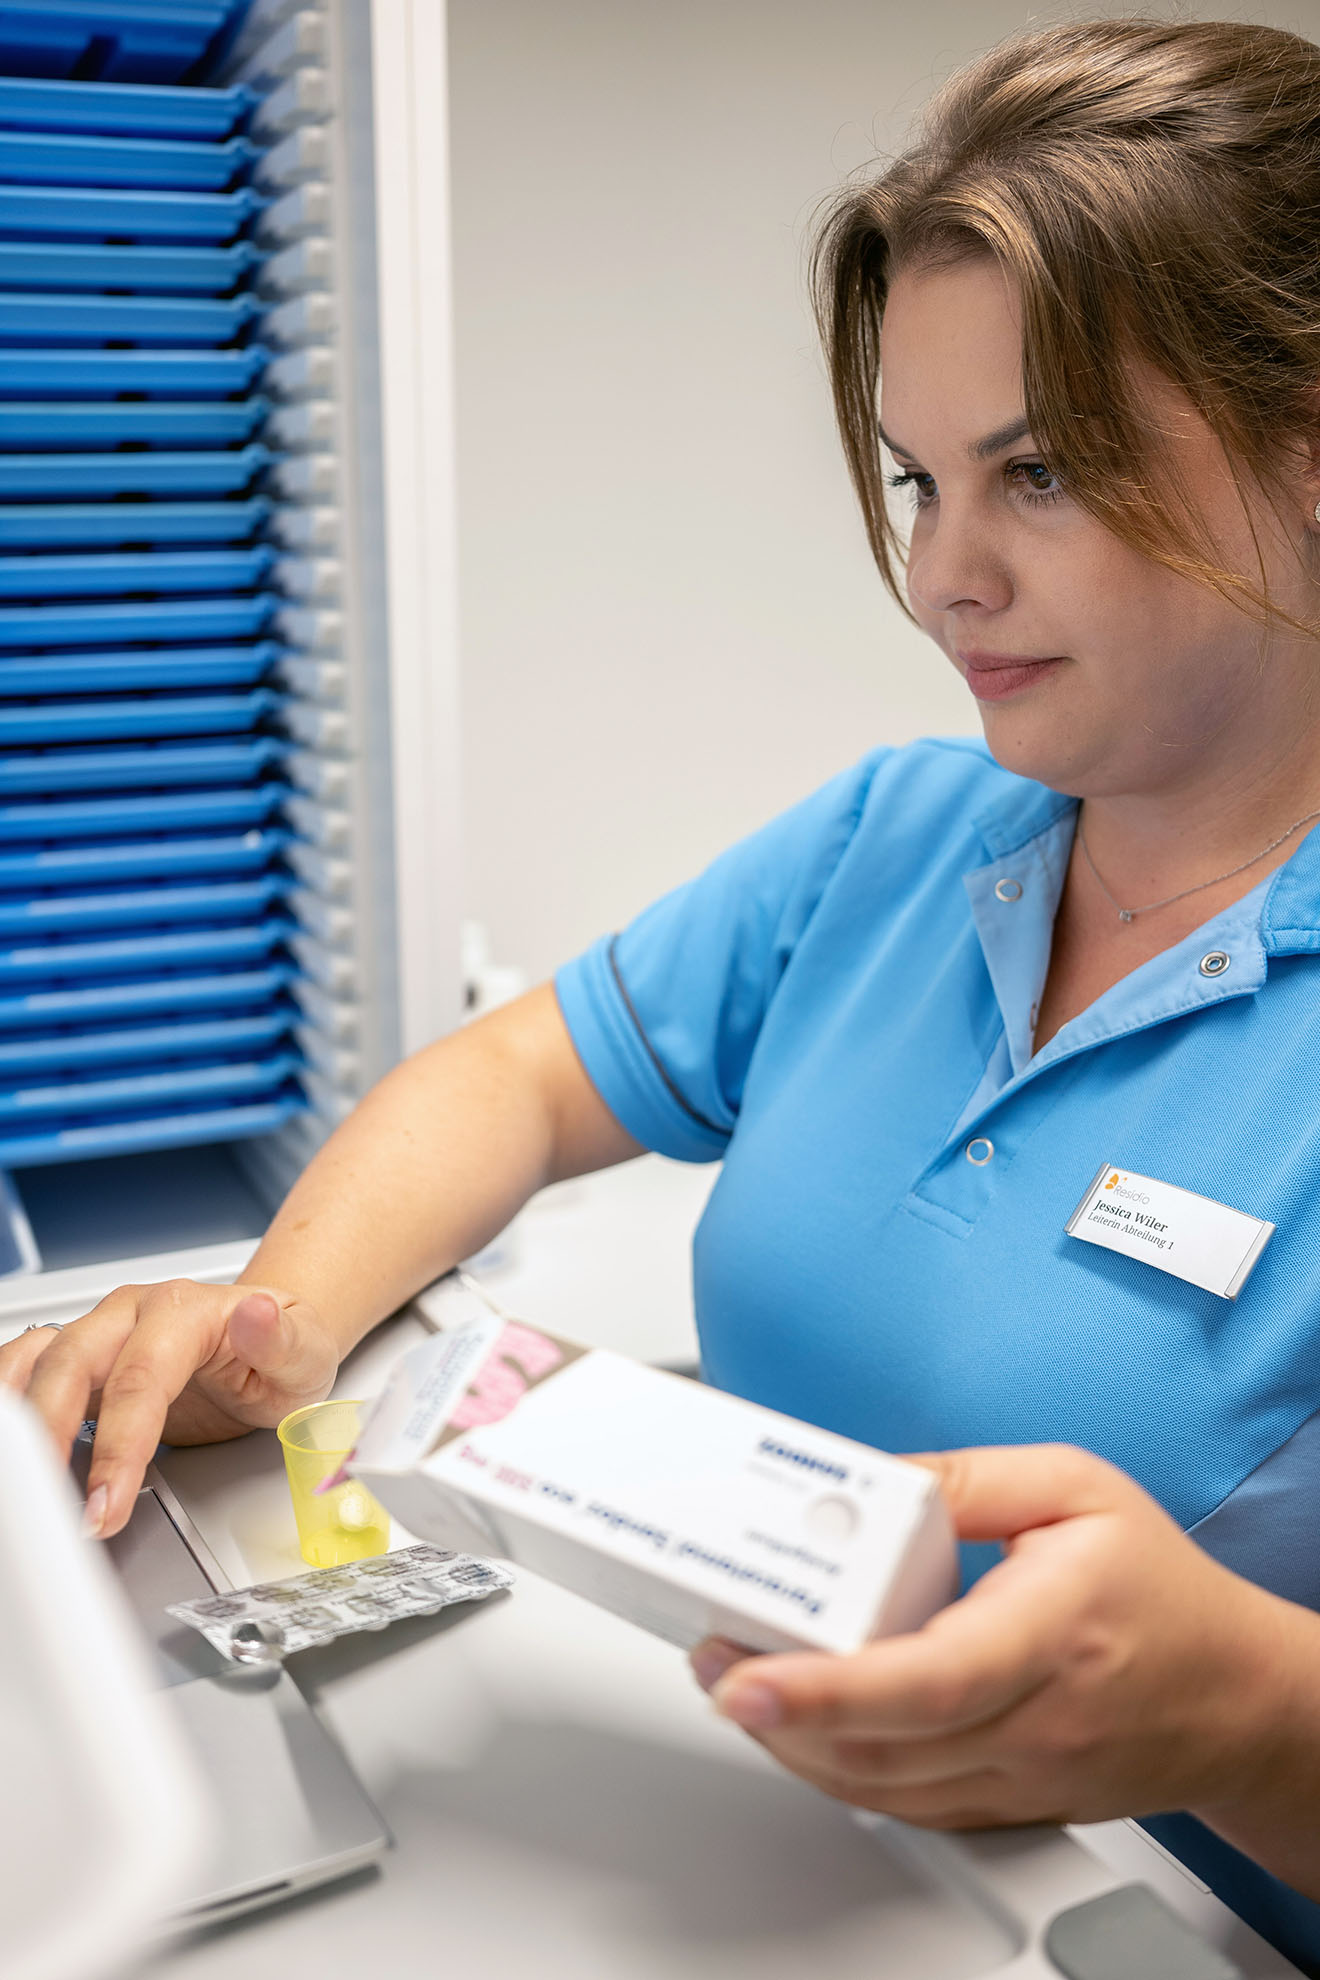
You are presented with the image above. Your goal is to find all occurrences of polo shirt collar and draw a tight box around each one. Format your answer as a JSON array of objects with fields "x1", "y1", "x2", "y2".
[
  {"x1": 971, "y1": 773, "x2": 1074, "y2": 862},
  {"x1": 1261, "y1": 819, "x2": 1320, "y2": 955},
  {"x1": 972, "y1": 773, "x2": 1320, "y2": 960},
  {"x1": 955, "y1": 771, "x2": 1320, "y2": 1129}
]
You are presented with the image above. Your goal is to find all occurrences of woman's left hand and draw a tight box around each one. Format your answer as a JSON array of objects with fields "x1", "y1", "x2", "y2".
[{"x1": 690, "y1": 1444, "x2": 1301, "y2": 1830}]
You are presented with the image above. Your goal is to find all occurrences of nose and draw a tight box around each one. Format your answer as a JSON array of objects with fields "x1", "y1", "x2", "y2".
[{"x1": 906, "y1": 503, "x2": 1014, "y2": 618}]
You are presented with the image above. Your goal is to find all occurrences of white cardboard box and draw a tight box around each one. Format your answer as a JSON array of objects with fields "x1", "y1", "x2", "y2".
[{"x1": 349, "y1": 1277, "x2": 956, "y2": 1654}]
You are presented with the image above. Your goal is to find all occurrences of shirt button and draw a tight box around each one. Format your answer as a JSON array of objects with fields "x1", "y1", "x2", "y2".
[
  {"x1": 965, "y1": 1137, "x2": 994, "y2": 1165},
  {"x1": 994, "y1": 877, "x2": 1023, "y2": 903},
  {"x1": 1199, "y1": 951, "x2": 1230, "y2": 978}
]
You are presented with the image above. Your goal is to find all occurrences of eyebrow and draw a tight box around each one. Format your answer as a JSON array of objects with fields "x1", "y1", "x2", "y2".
[{"x1": 878, "y1": 415, "x2": 1033, "y2": 463}]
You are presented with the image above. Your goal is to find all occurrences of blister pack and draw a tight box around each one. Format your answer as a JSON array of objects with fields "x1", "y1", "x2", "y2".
[{"x1": 167, "y1": 1542, "x2": 513, "y2": 1661}]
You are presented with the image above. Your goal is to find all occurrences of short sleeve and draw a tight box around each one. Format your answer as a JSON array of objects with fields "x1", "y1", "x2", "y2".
[{"x1": 554, "y1": 750, "x2": 889, "y2": 1161}]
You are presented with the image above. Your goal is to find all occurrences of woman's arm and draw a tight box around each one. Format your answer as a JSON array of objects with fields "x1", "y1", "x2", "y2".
[
  {"x1": 692, "y1": 1444, "x2": 1320, "y2": 1903},
  {"x1": 245, "y1": 980, "x2": 641, "y2": 1347},
  {"x1": 0, "y1": 983, "x2": 642, "y2": 1535}
]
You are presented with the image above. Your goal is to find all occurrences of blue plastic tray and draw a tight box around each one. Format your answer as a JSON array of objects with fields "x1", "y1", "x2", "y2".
[
  {"x1": 0, "y1": 77, "x2": 256, "y2": 140},
  {"x1": 0, "y1": 873, "x2": 288, "y2": 935},
  {"x1": 0, "y1": 593, "x2": 278, "y2": 645},
  {"x1": 0, "y1": 130, "x2": 259, "y2": 189},
  {"x1": 0, "y1": 1048, "x2": 302, "y2": 1120},
  {"x1": 0, "y1": 783, "x2": 289, "y2": 840},
  {"x1": 0, "y1": 546, "x2": 275, "y2": 598},
  {"x1": 0, "y1": 1091, "x2": 305, "y2": 1167},
  {"x1": 0, "y1": 957, "x2": 296, "y2": 1024},
  {"x1": 0, "y1": 290, "x2": 263, "y2": 344},
  {"x1": 0, "y1": 644, "x2": 278, "y2": 694},
  {"x1": 0, "y1": 826, "x2": 287, "y2": 887},
  {"x1": 0, "y1": 597, "x2": 278, "y2": 648},
  {"x1": 0, "y1": 240, "x2": 261, "y2": 292},
  {"x1": 0, "y1": 501, "x2": 271, "y2": 548},
  {"x1": 0, "y1": 6, "x2": 240, "y2": 88},
  {"x1": 0, "y1": 914, "x2": 295, "y2": 981},
  {"x1": 0, "y1": 690, "x2": 279, "y2": 745},
  {"x1": 0, "y1": 736, "x2": 284, "y2": 793},
  {"x1": 0, "y1": 399, "x2": 268, "y2": 447},
  {"x1": 0, "y1": 1002, "x2": 296, "y2": 1072},
  {"x1": 0, "y1": 445, "x2": 273, "y2": 499},
  {"x1": 0, "y1": 183, "x2": 262, "y2": 240},
  {"x1": 0, "y1": 346, "x2": 267, "y2": 396}
]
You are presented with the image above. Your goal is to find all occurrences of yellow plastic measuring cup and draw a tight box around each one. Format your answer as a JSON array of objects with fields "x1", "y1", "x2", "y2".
[{"x1": 276, "y1": 1399, "x2": 390, "y2": 1569}]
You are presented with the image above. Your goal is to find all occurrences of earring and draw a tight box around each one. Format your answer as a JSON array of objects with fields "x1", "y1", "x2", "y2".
[{"x1": 1314, "y1": 499, "x2": 1320, "y2": 523}]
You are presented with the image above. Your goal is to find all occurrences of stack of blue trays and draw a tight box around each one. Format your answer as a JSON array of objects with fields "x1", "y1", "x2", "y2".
[
  {"x1": 0, "y1": 6, "x2": 249, "y2": 85},
  {"x1": 0, "y1": 28, "x2": 308, "y2": 1167}
]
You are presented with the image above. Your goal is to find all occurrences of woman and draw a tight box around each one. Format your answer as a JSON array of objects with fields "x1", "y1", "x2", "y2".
[{"x1": 5, "y1": 14, "x2": 1320, "y2": 1968}]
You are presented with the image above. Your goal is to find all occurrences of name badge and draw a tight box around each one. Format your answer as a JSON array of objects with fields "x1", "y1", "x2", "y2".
[{"x1": 1065, "y1": 1163, "x2": 1274, "y2": 1300}]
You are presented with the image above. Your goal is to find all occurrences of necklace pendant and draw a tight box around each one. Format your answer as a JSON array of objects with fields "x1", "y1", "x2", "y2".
[{"x1": 1118, "y1": 908, "x2": 1134, "y2": 923}]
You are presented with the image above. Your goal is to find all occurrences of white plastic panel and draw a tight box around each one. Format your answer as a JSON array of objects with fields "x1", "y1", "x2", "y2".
[
  {"x1": 288, "y1": 932, "x2": 357, "y2": 995},
  {"x1": 286, "y1": 747, "x2": 350, "y2": 801},
  {"x1": 295, "y1": 1025, "x2": 360, "y2": 1082},
  {"x1": 275, "y1": 553, "x2": 342, "y2": 599},
  {"x1": 274, "y1": 599, "x2": 343, "y2": 646},
  {"x1": 282, "y1": 700, "x2": 350, "y2": 748},
  {"x1": 266, "y1": 399, "x2": 337, "y2": 451},
  {"x1": 282, "y1": 790, "x2": 351, "y2": 849},
  {"x1": 258, "y1": 180, "x2": 332, "y2": 241},
  {"x1": 273, "y1": 650, "x2": 347, "y2": 697},
  {"x1": 265, "y1": 345, "x2": 336, "y2": 396},
  {"x1": 0, "y1": 1391, "x2": 213, "y2": 1980},
  {"x1": 259, "y1": 238, "x2": 336, "y2": 296},
  {"x1": 256, "y1": 122, "x2": 332, "y2": 188},
  {"x1": 294, "y1": 975, "x2": 360, "y2": 1039},
  {"x1": 367, "y1": 0, "x2": 465, "y2": 1053},
  {"x1": 221, "y1": 0, "x2": 324, "y2": 76},
  {"x1": 250, "y1": 63, "x2": 334, "y2": 136},
  {"x1": 232, "y1": 11, "x2": 329, "y2": 88},
  {"x1": 234, "y1": 0, "x2": 418, "y2": 1204},
  {"x1": 285, "y1": 843, "x2": 353, "y2": 894},
  {"x1": 264, "y1": 290, "x2": 337, "y2": 344},
  {"x1": 271, "y1": 453, "x2": 340, "y2": 501},
  {"x1": 269, "y1": 505, "x2": 342, "y2": 554}
]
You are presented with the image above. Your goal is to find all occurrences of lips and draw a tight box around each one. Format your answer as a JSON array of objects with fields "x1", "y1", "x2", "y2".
[{"x1": 956, "y1": 650, "x2": 1065, "y2": 702}]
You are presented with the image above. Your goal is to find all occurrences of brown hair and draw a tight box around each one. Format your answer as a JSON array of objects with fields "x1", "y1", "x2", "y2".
[{"x1": 811, "y1": 18, "x2": 1320, "y2": 635}]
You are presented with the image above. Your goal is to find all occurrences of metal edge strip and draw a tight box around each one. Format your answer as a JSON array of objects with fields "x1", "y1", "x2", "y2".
[{"x1": 1064, "y1": 1160, "x2": 1112, "y2": 1238}]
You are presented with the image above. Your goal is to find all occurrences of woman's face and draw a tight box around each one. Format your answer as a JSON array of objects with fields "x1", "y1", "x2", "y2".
[{"x1": 878, "y1": 256, "x2": 1319, "y2": 800}]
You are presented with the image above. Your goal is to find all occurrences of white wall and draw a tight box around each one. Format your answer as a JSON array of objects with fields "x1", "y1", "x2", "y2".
[{"x1": 448, "y1": 0, "x2": 1320, "y2": 986}]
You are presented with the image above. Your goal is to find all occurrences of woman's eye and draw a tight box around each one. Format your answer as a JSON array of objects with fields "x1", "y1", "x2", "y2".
[
  {"x1": 1009, "y1": 460, "x2": 1063, "y2": 504},
  {"x1": 885, "y1": 469, "x2": 937, "y2": 507},
  {"x1": 884, "y1": 461, "x2": 1063, "y2": 510}
]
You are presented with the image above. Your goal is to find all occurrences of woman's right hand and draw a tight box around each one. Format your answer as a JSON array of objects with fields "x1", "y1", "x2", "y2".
[{"x1": 0, "y1": 1281, "x2": 341, "y2": 1538}]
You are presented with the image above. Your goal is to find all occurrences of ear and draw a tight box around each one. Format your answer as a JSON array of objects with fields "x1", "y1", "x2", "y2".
[
  {"x1": 1289, "y1": 402, "x2": 1320, "y2": 524},
  {"x1": 1304, "y1": 458, "x2": 1320, "y2": 526}
]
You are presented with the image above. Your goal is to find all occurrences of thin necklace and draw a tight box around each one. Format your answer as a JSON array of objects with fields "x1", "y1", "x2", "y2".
[{"x1": 1077, "y1": 805, "x2": 1320, "y2": 923}]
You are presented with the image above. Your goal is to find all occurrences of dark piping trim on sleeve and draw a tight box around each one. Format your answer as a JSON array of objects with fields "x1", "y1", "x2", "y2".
[{"x1": 606, "y1": 935, "x2": 726, "y2": 1138}]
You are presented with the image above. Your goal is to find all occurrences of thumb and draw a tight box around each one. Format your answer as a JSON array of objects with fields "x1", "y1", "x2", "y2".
[
  {"x1": 907, "y1": 1443, "x2": 1135, "y2": 1544},
  {"x1": 225, "y1": 1287, "x2": 322, "y2": 1381}
]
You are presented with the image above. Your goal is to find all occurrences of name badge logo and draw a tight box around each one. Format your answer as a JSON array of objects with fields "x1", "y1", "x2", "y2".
[{"x1": 1066, "y1": 1163, "x2": 1273, "y2": 1300}]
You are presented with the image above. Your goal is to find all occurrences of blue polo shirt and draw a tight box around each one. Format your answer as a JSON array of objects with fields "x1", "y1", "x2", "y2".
[{"x1": 555, "y1": 737, "x2": 1320, "y2": 1973}]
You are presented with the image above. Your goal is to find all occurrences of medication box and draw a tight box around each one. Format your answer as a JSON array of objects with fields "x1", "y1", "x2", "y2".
[{"x1": 349, "y1": 1277, "x2": 957, "y2": 1655}]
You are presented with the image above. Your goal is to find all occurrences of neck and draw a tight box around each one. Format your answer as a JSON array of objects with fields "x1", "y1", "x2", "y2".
[{"x1": 1077, "y1": 716, "x2": 1320, "y2": 900}]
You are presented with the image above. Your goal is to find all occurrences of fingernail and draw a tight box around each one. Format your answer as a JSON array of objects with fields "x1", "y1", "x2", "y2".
[
  {"x1": 690, "y1": 1642, "x2": 742, "y2": 1693},
  {"x1": 712, "y1": 1678, "x2": 783, "y2": 1730},
  {"x1": 82, "y1": 1484, "x2": 108, "y2": 1539}
]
